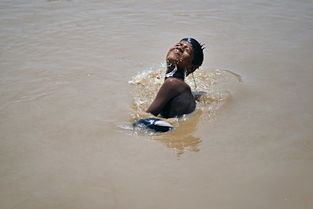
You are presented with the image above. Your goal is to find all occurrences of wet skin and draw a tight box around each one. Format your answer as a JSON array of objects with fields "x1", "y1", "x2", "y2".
[{"x1": 146, "y1": 41, "x2": 198, "y2": 118}]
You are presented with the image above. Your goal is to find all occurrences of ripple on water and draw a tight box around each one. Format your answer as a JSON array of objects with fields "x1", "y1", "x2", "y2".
[
  {"x1": 128, "y1": 68, "x2": 241, "y2": 121},
  {"x1": 126, "y1": 68, "x2": 242, "y2": 155}
]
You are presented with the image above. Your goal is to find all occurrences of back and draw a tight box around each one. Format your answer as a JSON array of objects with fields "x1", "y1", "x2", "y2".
[
  {"x1": 160, "y1": 80, "x2": 196, "y2": 118},
  {"x1": 146, "y1": 77, "x2": 196, "y2": 118}
]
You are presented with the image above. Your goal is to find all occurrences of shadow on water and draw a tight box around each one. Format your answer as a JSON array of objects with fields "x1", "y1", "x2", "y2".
[
  {"x1": 154, "y1": 110, "x2": 202, "y2": 156},
  {"x1": 127, "y1": 68, "x2": 241, "y2": 156}
]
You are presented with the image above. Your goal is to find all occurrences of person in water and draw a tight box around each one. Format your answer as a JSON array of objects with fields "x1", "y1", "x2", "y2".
[{"x1": 146, "y1": 38, "x2": 204, "y2": 118}]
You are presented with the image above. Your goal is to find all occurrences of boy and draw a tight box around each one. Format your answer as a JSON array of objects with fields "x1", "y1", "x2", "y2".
[{"x1": 147, "y1": 38, "x2": 204, "y2": 118}]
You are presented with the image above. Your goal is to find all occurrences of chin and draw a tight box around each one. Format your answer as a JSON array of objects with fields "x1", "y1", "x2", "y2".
[{"x1": 167, "y1": 54, "x2": 182, "y2": 64}]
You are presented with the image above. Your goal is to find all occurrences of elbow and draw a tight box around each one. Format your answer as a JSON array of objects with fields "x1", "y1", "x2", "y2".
[{"x1": 146, "y1": 108, "x2": 159, "y2": 117}]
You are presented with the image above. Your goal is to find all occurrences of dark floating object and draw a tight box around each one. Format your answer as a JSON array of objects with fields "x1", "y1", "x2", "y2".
[{"x1": 132, "y1": 118, "x2": 174, "y2": 133}]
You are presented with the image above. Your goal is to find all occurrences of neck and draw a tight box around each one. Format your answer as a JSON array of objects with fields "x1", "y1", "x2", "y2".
[{"x1": 165, "y1": 65, "x2": 185, "y2": 80}]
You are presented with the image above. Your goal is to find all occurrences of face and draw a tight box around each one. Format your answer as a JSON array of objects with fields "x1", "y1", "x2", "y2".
[{"x1": 166, "y1": 41, "x2": 195, "y2": 74}]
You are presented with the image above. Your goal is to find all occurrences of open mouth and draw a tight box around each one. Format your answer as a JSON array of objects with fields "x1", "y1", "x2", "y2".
[{"x1": 173, "y1": 48, "x2": 183, "y2": 55}]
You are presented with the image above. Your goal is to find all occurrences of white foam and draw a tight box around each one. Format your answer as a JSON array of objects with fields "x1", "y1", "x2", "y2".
[{"x1": 154, "y1": 120, "x2": 173, "y2": 127}]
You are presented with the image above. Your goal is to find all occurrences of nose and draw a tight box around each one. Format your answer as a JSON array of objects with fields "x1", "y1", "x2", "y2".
[{"x1": 176, "y1": 43, "x2": 184, "y2": 50}]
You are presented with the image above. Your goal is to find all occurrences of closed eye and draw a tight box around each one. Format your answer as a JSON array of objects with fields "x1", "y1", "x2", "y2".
[{"x1": 185, "y1": 47, "x2": 191, "y2": 54}]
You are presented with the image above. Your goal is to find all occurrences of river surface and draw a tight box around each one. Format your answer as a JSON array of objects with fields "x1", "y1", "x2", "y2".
[{"x1": 1, "y1": 0, "x2": 313, "y2": 209}]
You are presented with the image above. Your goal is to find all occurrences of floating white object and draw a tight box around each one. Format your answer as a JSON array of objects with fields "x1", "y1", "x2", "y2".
[{"x1": 132, "y1": 118, "x2": 174, "y2": 133}]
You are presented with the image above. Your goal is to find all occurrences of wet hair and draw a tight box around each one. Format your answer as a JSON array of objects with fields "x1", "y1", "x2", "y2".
[{"x1": 180, "y1": 38, "x2": 204, "y2": 68}]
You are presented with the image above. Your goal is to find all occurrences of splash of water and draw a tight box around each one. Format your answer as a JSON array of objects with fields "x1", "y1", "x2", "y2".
[
  {"x1": 128, "y1": 67, "x2": 241, "y2": 122},
  {"x1": 127, "y1": 67, "x2": 241, "y2": 155}
]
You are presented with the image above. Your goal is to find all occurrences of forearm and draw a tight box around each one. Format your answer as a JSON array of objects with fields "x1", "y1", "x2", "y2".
[
  {"x1": 146, "y1": 79, "x2": 179, "y2": 117},
  {"x1": 146, "y1": 102, "x2": 162, "y2": 116}
]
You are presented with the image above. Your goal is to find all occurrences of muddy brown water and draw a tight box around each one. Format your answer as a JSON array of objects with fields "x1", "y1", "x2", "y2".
[{"x1": 1, "y1": 0, "x2": 313, "y2": 209}]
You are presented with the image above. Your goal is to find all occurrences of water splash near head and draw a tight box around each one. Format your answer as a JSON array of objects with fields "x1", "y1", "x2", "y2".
[
  {"x1": 191, "y1": 73, "x2": 197, "y2": 90},
  {"x1": 129, "y1": 67, "x2": 241, "y2": 121},
  {"x1": 128, "y1": 67, "x2": 241, "y2": 155},
  {"x1": 165, "y1": 65, "x2": 178, "y2": 78}
]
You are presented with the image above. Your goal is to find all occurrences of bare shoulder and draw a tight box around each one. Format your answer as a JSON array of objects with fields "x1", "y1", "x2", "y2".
[
  {"x1": 163, "y1": 77, "x2": 190, "y2": 90},
  {"x1": 157, "y1": 78, "x2": 191, "y2": 99}
]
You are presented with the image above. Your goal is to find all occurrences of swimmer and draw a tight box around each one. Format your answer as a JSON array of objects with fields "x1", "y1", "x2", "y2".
[{"x1": 146, "y1": 38, "x2": 204, "y2": 118}]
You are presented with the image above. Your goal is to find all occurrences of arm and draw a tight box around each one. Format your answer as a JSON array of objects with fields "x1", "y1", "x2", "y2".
[{"x1": 146, "y1": 78, "x2": 180, "y2": 116}]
